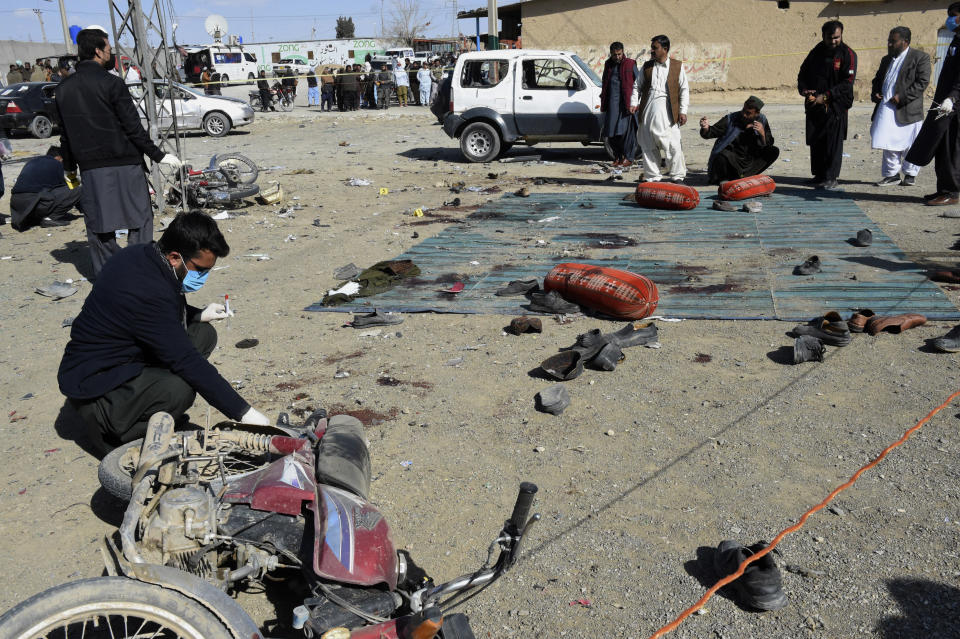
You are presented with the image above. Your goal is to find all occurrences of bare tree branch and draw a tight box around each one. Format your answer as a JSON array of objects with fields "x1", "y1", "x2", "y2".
[{"x1": 384, "y1": 0, "x2": 431, "y2": 47}]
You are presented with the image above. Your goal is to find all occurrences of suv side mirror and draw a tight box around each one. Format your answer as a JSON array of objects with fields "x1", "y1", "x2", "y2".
[{"x1": 566, "y1": 76, "x2": 584, "y2": 91}]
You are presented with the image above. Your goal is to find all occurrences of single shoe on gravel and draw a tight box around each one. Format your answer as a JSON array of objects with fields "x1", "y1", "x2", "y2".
[
  {"x1": 794, "y1": 335, "x2": 825, "y2": 364},
  {"x1": 528, "y1": 290, "x2": 581, "y2": 314},
  {"x1": 569, "y1": 328, "x2": 608, "y2": 361},
  {"x1": 793, "y1": 255, "x2": 822, "y2": 276},
  {"x1": 607, "y1": 321, "x2": 659, "y2": 348},
  {"x1": 852, "y1": 229, "x2": 873, "y2": 247},
  {"x1": 742, "y1": 201, "x2": 763, "y2": 213},
  {"x1": 713, "y1": 540, "x2": 788, "y2": 611},
  {"x1": 847, "y1": 309, "x2": 875, "y2": 333},
  {"x1": 351, "y1": 309, "x2": 404, "y2": 327},
  {"x1": 507, "y1": 316, "x2": 543, "y2": 335},
  {"x1": 495, "y1": 279, "x2": 539, "y2": 296},
  {"x1": 931, "y1": 324, "x2": 960, "y2": 352},
  {"x1": 536, "y1": 384, "x2": 571, "y2": 415},
  {"x1": 713, "y1": 200, "x2": 738, "y2": 212},
  {"x1": 866, "y1": 313, "x2": 927, "y2": 335},
  {"x1": 790, "y1": 311, "x2": 851, "y2": 346},
  {"x1": 590, "y1": 342, "x2": 624, "y2": 371},
  {"x1": 540, "y1": 350, "x2": 584, "y2": 381}
]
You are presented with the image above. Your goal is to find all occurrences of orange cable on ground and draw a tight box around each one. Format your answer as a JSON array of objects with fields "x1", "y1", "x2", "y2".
[{"x1": 648, "y1": 387, "x2": 960, "y2": 639}]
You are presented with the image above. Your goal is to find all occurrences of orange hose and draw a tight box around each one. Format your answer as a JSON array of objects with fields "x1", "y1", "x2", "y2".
[{"x1": 648, "y1": 387, "x2": 960, "y2": 639}]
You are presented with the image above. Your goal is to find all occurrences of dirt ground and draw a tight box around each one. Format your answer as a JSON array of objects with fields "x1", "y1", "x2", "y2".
[{"x1": 1, "y1": 89, "x2": 959, "y2": 639}]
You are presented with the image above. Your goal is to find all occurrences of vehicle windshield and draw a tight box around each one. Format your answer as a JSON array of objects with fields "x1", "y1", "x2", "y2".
[{"x1": 571, "y1": 55, "x2": 601, "y2": 86}]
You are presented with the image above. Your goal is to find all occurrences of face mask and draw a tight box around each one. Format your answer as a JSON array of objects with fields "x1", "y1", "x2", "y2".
[
  {"x1": 948, "y1": 16, "x2": 959, "y2": 31},
  {"x1": 181, "y1": 268, "x2": 209, "y2": 293},
  {"x1": 101, "y1": 53, "x2": 116, "y2": 70}
]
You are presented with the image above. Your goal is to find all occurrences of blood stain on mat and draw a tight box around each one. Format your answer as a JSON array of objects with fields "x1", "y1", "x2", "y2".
[
  {"x1": 668, "y1": 283, "x2": 746, "y2": 294},
  {"x1": 560, "y1": 233, "x2": 638, "y2": 249},
  {"x1": 694, "y1": 353, "x2": 713, "y2": 363}
]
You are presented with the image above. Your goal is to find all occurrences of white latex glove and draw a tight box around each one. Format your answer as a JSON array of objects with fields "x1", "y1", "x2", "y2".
[
  {"x1": 159, "y1": 153, "x2": 183, "y2": 169},
  {"x1": 200, "y1": 302, "x2": 233, "y2": 322},
  {"x1": 940, "y1": 98, "x2": 954, "y2": 115},
  {"x1": 240, "y1": 407, "x2": 271, "y2": 426}
]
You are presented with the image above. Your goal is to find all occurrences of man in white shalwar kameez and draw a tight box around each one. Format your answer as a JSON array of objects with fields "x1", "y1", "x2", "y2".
[
  {"x1": 870, "y1": 27, "x2": 930, "y2": 187},
  {"x1": 630, "y1": 35, "x2": 689, "y2": 183}
]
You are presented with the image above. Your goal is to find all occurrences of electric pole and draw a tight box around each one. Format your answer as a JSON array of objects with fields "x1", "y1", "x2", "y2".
[
  {"x1": 33, "y1": 10, "x2": 49, "y2": 43},
  {"x1": 487, "y1": 0, "x2": 498, "y2": 50}
]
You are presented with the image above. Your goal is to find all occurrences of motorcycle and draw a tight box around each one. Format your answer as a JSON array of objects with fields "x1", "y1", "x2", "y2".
[
  {"x1": 0, "y1": 409, "x2": 539, "y2": 639},
  {"x1": 166, "y1": 152, "x2": 261, "y2": 209},
  {"x1": 248, "y1": 82, "x2": 295, "y2": 112}
]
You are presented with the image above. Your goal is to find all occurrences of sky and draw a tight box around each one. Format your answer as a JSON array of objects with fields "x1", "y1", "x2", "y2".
[{"x1": 0, "y1": 0, "x2": 489, "y2": 47}]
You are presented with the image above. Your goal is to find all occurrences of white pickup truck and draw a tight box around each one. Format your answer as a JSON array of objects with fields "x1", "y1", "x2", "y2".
[{"x1": 442, "y1": 49, "x2": 611, "y2": 163}]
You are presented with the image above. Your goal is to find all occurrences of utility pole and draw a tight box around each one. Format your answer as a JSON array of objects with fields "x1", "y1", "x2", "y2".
[
  {"x1": 250, "y1": 9, "x2": 255, "y2": 42},
  {"x1": 33, "y1": 10, "x2": 49, "y2": 43},
  {"x1": 57, "y1": 0, "x2": 72, "y2": 52},
  {"x1": 380, "y1": 0, "x2": 385, "y2": 37},
  {"x1": 486, "y1": 0, "x2": 498, "y2": 51}
]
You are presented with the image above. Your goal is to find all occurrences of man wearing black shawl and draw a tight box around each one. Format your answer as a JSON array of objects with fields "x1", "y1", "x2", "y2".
[
  {"x1": 797, "y1": 20, "x2": 857, "y2": 191},
  {"x1": 699, "y1": 96, "x2": 779, "y2": 184}
]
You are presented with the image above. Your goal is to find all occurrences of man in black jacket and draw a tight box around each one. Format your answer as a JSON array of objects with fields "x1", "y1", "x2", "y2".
[
  {"x1": 256, "y1": 70, "x2": 274, "y2": 112},
  {"x1": 9, "y1": 145, "x2": 82, "y2": 230},
  {"x1": 798, "y1": 20, "x2": 857, "y2": 191},
  {"x1": 55, "y1": 26, "x2": 182, "y2": 276},
  {"x1": 907, "y1": 3, "x2": 960, "y2": 206},
  {"x1": 59, "y1": 212, "x2": 271, "y2": 455}
]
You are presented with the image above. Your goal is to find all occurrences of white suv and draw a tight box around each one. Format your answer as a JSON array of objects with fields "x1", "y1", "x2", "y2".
[{"x1": 442, "y1": 50, "x2": 606, "y2": 163}]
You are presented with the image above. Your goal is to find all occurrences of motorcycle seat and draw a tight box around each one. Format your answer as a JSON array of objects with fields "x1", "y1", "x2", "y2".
[{"x1": 316, "y1": 415, "x2": 371, "y2": 500}]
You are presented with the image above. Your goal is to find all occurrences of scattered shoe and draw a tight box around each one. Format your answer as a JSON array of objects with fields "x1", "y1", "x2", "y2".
[
  {"x1": 590, "y1": 342, "x2": 624, "y2": 371},
  {"x1": 793, "y1": 335, "x2": 825, "y2": 364},
  {"x1": 852, "y1": 229, "x2": 872, "y2": 247},
  {"x1": 742, "y1": 201, "x2": 763, "y2": 213},
  {"x1": 820, "y1": 179, "x2": 842, "y2": 191},
  {"x1": 333, "y1": 263, "x2": 360, "y2": 280},
  {"x1": 928, "y1": 269, "x2": 960, "y2": 283},
  {"x1": 847, "y1": 309, "x2": 876, "y2": 333},
  {"x1": 713, "y1": 200, "x2": 738, "y2": 212},
  {"x1": 927, "y1": 193, "x2": 960, "y2": 206},
  {"x1": 569, "y1": 327, "x2": 607, "y2": 359},
  {"x1": 516, "y1": 186, "x2": 531, "y2": 197},
  {"x1": 713, "y1": 540, "x2": 789, "y2": 611},
  {"x1": 235, "y1": 338, "x2": 259, "y2": 349},
  {"x1": 495, "y1": 279, "x2": 539, "y2": 296},
  {"x1": 40, "y1": 216, "x2": 71, "y2": 228},
  {"x1": 351, "y1": 309, "x2": 404, "y2": 327},
  {"x1": 540, "y1": 350, "x2": 584, "y2": 381},
  {"x1": 536, "y1": 384, "x2": 570, "y2": 415},
  {"x1": 931, "y1": 324, "x2": 960, "y2": 352},
  {"x1": 940, "y1": 209, "x2": 960, "y2": 219},
  {"x1": 875, "y1": 175, "x2": 901, "y2": 187},
  {"x1": 528, "y1": 290, "x2": 581, "y2": 314},
  {"x1": 900, "y1": 175, "x2": 916, "y2": 187},
  {"x1": 865, "y1": 313, "x2": 927, "y2": 335},
  {"x1": 793, "y1": 255, "x2": 822, "y2": 276},
  {"x1": 607, "y1": 321, "x2": 659, "y2": 348},
  {"x1": 507, "y1": 316, "x2": 543, "y2": 335},
  {"x1": 790, "y1": 311, "x2": 852, "y2": 346}
]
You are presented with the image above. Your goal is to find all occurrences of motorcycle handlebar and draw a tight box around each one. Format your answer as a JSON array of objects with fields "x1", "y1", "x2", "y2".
[{"x1": 508, "y1": 482, "x2": 538, "y2": 534}]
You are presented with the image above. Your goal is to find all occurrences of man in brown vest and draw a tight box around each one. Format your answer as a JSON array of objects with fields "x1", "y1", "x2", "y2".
[{"x1": 630, "y1": 34, "x2": 689, "y2": 182}]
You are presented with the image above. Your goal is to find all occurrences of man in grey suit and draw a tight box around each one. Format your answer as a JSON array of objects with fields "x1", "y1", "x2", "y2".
[{"x1": 870, "y1": 26, "x2": 930, "y2": 187}]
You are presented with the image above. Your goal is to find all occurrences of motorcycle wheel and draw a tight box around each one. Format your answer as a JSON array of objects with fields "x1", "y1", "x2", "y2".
[
  {"x1": 279, "y1": 96, "x2": 294, "y2": 112},
  {"x1": 99, "y1": 429, "x2": 273, "y2": 502},
  {"x1": 214, "y1": 152, "x2": 259, "y2": 185},
  {"x1": 0, "y1": 577, "x2": 233, "y2": 639}
]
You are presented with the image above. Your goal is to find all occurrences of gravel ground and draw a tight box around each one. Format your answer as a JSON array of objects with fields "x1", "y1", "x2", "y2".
[{"x1": 0, "y1": 91, "x2": 958, "y2": 638}]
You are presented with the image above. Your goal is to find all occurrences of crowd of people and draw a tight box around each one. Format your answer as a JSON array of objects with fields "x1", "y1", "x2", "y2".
[
  {"x1": 600, "y1": 7, "x2": 960, "y2": 203},
  {"x1": 4, "y1": 59, "x2": 69, "y2": 86}
]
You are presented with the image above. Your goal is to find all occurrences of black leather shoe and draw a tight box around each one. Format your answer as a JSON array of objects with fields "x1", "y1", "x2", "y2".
[
  {"x1": 495, "y1": 279, "x2": 539, "y2": 297},
  {"x1": 931, "y1": 324, "x2": 960, "y2": 352},
  {"x1": 590, "y1": 342, "x2": 624, "y2": 371},
  {"x1": 790, "y1": 311, "x2": 852, "y2": 347},
  {"x1": 540, "y1": 350, "x2": 584, "y2": 381},
  {"x1": 40, "y1": 216, "x2": 71, "y2": 228},
  {"x1": 714, "y1": 540, "x2": 788, "y2": 611},
  {"x1": 793, "y1": 335, "x2": 825, "y2": 363},
  {"x1": 793, "y1": 255, "x2": 821, "y2": 276},
  {"x1": 853, "y1": 229, "x2": 872, "y2": 247},
  {"x1": 608, "y1": 321, "x2": 658, "y2": 348},
  {"x1": 528, "y1": 290, "x2": 580, "y2": 314}
]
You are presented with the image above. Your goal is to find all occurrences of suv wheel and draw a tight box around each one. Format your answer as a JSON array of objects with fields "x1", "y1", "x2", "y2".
[
  {"x1": 29, "y1": 115, "x2": 53, "y2": 139},
  {"x1": 460, "y1": 122, "x2": 501, "y2": 163}
]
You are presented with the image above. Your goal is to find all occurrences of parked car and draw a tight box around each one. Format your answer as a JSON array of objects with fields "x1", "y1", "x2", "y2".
[
  {"x1": 0, "y1": 82, "x2": 61, "y2": 138},
  {"x1": 128, "y1": 80, "x2": 255, "y2": 137},
  {"x1": 271, "y1": 57, "x2": 311, "y2": 77},
  {"x1": 442, "y1": 50, "x2": 608, "y2": 163}
]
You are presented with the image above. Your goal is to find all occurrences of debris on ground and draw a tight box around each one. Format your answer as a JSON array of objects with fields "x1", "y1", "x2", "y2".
[{"x1": 35, "y1": 281, "x2": 78, "y2": 300}]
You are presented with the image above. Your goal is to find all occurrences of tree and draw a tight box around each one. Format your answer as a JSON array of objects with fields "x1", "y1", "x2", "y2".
[
  {"x1": 336, "y1": 16, "x2": 355, "y2": 39},
  {"x1": 384, "y1": 0, "x2": 430, "y2": 46}
]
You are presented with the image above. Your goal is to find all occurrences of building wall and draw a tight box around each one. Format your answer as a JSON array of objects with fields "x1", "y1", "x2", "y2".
[
  {"x1": 245, "y1": 38, "x2": 391, "y2": 72},
  {"x1": 520, "y1": 0, "x2": 947, "y2": 95}
]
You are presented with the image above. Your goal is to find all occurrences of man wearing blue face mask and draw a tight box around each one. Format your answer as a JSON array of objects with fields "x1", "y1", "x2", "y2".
[{"x1": 58, "y1": 211, "x2": 271, "y2": 456}]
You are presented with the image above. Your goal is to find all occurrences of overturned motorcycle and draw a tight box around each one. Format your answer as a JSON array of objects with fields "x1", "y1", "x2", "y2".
[{"x1": 0, "y1": 410, "x2": 539, "y2": 639}]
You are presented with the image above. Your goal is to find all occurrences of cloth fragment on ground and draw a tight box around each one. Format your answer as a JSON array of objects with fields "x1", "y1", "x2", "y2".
[{"x1": 322, "y1": 259, "x2": 421, "y2": 306}]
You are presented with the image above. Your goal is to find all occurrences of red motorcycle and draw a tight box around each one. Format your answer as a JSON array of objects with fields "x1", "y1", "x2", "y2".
[{"x1": 0, "y1": 409, "x2": 539, "y2": 639}]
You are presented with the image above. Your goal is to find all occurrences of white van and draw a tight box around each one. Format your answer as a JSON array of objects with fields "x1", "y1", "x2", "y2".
[
  {"x1": 182, "y1": 44, "x2": 259, "y2": 86},
  {"x1": 385, "y1": 47, "x2": 415, "y2": 62}
]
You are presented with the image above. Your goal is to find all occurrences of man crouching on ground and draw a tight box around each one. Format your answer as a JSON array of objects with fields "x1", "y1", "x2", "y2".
[{"x1": 58, "y1": 211, "x2": 271, "y2": 456}]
